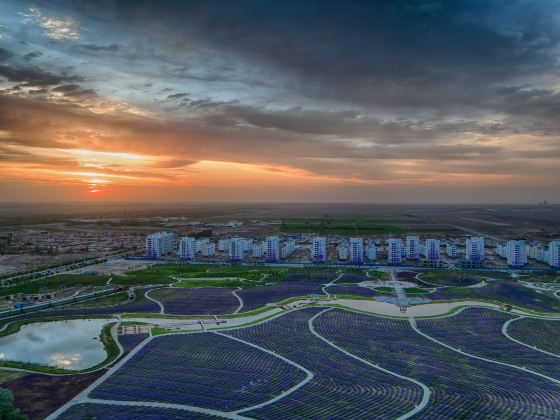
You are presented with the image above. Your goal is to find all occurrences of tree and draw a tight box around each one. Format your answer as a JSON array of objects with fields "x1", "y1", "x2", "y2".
[{"x1": 0, "y1": 388, "x2": 27, "y2": 420}]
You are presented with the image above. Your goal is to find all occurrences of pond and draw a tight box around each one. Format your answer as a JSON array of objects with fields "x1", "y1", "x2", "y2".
[{"x1": 0, "y1": 318, "x2": 112, "y2": 370}]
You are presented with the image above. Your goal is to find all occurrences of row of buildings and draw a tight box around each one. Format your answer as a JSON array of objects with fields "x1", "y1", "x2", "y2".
[
  {"x1": 496, "y1": 240, "x2": 560, "y2": 268},
  {"x1": 146, "y1": 232, "x2": 560, "y2": 268}
]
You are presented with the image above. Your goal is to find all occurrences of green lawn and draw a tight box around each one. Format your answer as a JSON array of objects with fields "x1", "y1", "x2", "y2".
[
  {"x1": 0, "y1": 369, "x2": 27, "y2": 384},
  {"x1": 174, "y1": 279, "x2": 250, "y2": 288},
  {"x1": 0, "y1": 274, "x2": 111, "y2": 296},
  {"x1": 66, "y1": 291, "x2": 129, "y2": 308},
  {"x1": 120, "y1": 264, "x2": 335, "y2": 285}
]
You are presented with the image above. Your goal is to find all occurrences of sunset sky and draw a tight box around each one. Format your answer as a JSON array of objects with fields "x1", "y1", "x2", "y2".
[{"x1": 1, "y1": 0, "x2": 560, "y2": 203}]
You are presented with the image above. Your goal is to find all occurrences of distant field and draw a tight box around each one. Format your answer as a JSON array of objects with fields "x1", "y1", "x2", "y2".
[{"x1": 280, "y1": 218, "x2": 406, "y2": 234}]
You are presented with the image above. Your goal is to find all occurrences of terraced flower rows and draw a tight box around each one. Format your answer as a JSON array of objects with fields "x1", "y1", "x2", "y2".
[
  {"x1": 283, "y1": 271, "x2": 336, "y2": 283},
  {"x1": 117, "y1": 333, "x2": 149, "y2": 354},
  {"x1": 428, "y1": 281, "x2": 560, "y2": 312},
  {"x1": 57, "y1": 403, "x2": 222, "y2": 419},
  {"x1": 237, "y1": 282, "x2": 324, "y2": 311},
  {"x1": 90, "y1": 332, "x2": 306, "y2": 410},
  {"x1": 149, "y1": 287, "x2": 240, "y2": 315},
  {"x1": 325, "y1": 284, "x2": 377, "y2": 297},
  {"x1": 507, "y1": 317, "x2": 560, "y2": 355},
  {"x1": 227, "y1": 308, "x2": 422, "y2": 419},
  {"x1": 417, "y1": 308, "x2": 560, "y2": 380},
  {"x1": 314, "y1": 309, "x2": 560, "y2": 419}
]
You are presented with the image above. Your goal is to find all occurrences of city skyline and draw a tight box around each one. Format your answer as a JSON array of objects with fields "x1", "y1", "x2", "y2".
[{"x1": 1, "y1": 1, "x2": 560, "y2": 203}]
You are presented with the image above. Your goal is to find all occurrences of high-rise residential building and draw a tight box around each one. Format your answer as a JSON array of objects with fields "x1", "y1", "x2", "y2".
[
  {"x1": 200, "y1": 241, "x2": 215, "y2": 257},
  {"x1": 312, "y1": 237, "x2": 327, "y2": 262},
  {"x1": 366, "y1": 240, "x2": 377, "y2": 260},
  {"x1": 466, "y1": 236, "x2": 485, "y2": 262},
  {"x1": 252, "y1": 242, "x2": 263, "y2": 258},
  {"x1": 496, "y1": 243, "x2": 507, "y2": 258},
  {"x1": 145, "y1": 231, "x2": 173, "y2": 258},
  {"x1": 218, "y1": 238, "x2": 230, "y2": 252},
  {"x1": 265, "y1": 236, "x2": 280, "y2": 262},
  {"x1": 446, "y1": 242, "x2": 457, "y2": 258},
  {"x1": 506, "y1": 240, "x2": 526, "y2": 267},
  {"x1": 405, "y1": 236, "x2": 420, "y2": 260},
  {"x1": 281, "y1": 240, "x2": 296, "y2": 259},
  {"x1": 387, "y1": 238, "x2": 402, "y2": 265},
  {"x1": 229, "y1": 237, "x2": 244, "y2": 261},
  {"x1": 349, "y1": 237, "x2": 364, "y2": 264},
  {"x1": 178, "y1": 236, "x2": 195, "y2": 260},
  {"x1": 425, "y1": 239, "x2": 440, "y2": 261},
  {"x1": 549, "y1": 240, "x2": 560, "y2": 268},
  {"x1": 242, "y1": 238, "x2": 253, "y2": 252}
]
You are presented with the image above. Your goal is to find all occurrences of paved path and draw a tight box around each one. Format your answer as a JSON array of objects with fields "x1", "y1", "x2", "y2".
[
  {"x1": 52, "y1": 397, "x2": 250, "y2": 419},
  {"x1": 232, "y1": 287, "x2": 244, "y2": 314},
  {"x1": 144, "y1": 289, "x2": 165, "y2": 314},
  {"x1": 308, "y1": 308, "x2": 431, "y2": 420},
  {"x1": 502, "y1": 316, "x2": 560, "y2": 358},
  {"x1": 410, "y1": 316, "x2": 560, "y2": 386},
  {"x1": 215, "y1": 332, "x2": 314, "y2": 415}
]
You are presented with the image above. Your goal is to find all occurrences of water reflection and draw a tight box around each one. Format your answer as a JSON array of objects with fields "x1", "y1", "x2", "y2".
[{"x1": 0, "y1": 318, "x2": 111, "y2": 370}]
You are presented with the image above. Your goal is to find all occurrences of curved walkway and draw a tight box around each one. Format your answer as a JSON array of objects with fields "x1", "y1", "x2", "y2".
[
  {"x1": 502, "y1": 316, "x2": 560, "y2": 359},
  {"x1": 215, "y1": 332, "x2": 314, "y2": 415},
  {"x1": 144, "y1": 289, "x2": 165, "y2": 314},
  {"x1": 231, "y1": 288, "x2": 244, "y2": 314},
  {"x1": 309, "y1": 308, "x2": 431, "y2": 420},
  {"x1": 410, "y1": 316, "x2": 560, "y2": 387}
]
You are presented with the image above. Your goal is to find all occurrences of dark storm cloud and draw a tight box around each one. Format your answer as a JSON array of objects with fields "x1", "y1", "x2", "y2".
[
  {"x1": 23, "y1": 51, "x2": 43, "y2": 61},
  {"x1": 0, "y1": 64, "x2": 83, "y2": 87},
  {"x1": 51, "y1": 0, "x2": 560, "y2": 112},
  {"x1": 52, "y1": 84, "x2": 97, "y2": 98},
  {"x1": 166, "y1": 92, "x2": 189, "y2": 100},
  {"x1": 78, "y1": 43, "x2": 121, "y2": 52}
]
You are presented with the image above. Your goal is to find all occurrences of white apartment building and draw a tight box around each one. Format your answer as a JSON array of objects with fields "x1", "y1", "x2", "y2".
[
  {"x1": 265, "y1": 236, "x2": 280, "y2": 262},
  {"x1": 349, "y1": 237, "x2": 364, "y2": 264},
  {"x1": 312, "y1": 237, "x2": 327, "y2": 262},
  {"x1": 506, "y1": 240, "x2": 526, "y2": 267},
  {"x1": 366, "y1": 240, "x2": 377, "y2": 261},
  {"x1": 146, "y1": 231, "x2": 173, "y2": 258},
  {"x1": 252, "y1": 242, "x2": 263, "y2": 258},
  {"x1": 549, "y1": 240, "x2": 560, "y2": 268},
  {"x1": 178, "y1": 236, "x2": 195, "y2": 260},
  {"x1": 218, "y1": 238, "x2": 230, "y2": 252},
  {"x1": 496, "y1": 243, "x2": 507, "y2": 258},
  {"x1": 338, "y1": 241, "x2": 349, "y2": 260},
  {"x1": 242, "y1": 238, "x2": 253, "y2": 252},
  {"x1": 387, "y1": 238, "x2": 402, "y2": 265},
  {"x1": 229, "y1": 238, "x2": 244, "y2": 261},
  {"x1": 446, "y1": 242, "x2": 457, "y2": 258},
  {"x1": 281, "y1": 240, "x2": 296, "y2": 259},
  {"x1": 200, "y1": 241, "x2": 215, "y2": 257},
  {"x1": 466, "y1": 236, "x2": 485, "y2": 262},
  {"x1": 425, "y1": 239, "x2": 441, "y2": 261},
  {"x1": 405, "y1": 236, "x2": 420, "y2": 260}
]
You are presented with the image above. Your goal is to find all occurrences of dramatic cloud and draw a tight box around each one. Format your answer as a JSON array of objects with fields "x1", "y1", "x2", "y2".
[{"x1": 0, "y1": 0, "x2": 559, "y2": 202}]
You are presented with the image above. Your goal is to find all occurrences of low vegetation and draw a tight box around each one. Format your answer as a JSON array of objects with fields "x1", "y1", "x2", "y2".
[{"x1": 0, "y1": 274, "x2": 111, "y2": 297}]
